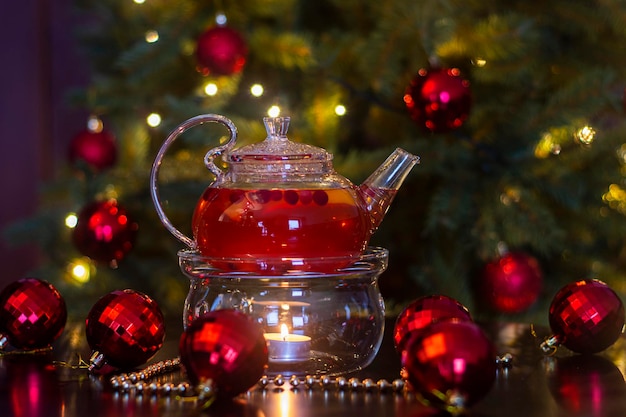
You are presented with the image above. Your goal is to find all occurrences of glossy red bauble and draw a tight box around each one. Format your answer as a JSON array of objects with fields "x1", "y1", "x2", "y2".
[
  {"x1": 393, "y1": 295, "x2": 471, "y2": 354},
  {"x1": 196, "y1": 26, "x2": 247, "y2": 76},
  {"x1": 403, "y1": 67, "x2": 471, "y2": 133},
  {"x1": 544, "y1": 279, "x2": 624, "y2": 354},
  {"x1": 68, "y1": 129, "x2": 117, "y2": 171},
  {"x1": 402, "y1": 320, "x2": 496, "y2": 411},
  {"x1": 480, "y1": 251, "x2": 543, "y2": 313},
  {"x1": 179, "y1": 310, "x2": 268, "y2": 399},
  {"x1": 86, "y1": 289, "x2": 165, "y2": 370},
  {"x1": 0, "y1": 278, "x2": 67, "y2": 350},
  {"x1": 72, "y1": 199, "x2": 139, "y2": 264}
]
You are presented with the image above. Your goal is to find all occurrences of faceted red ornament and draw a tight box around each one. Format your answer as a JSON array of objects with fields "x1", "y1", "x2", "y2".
[
  {"x1": 86, "y1": 289, "x2": 165, "y2": 370},
  {"x1": 68, "y1": 128, "x2": 117, "y2": 171},
  {"x1": 72, "y1": 199, "x2": 139, "y2": 264},
  {"x1": 402, "y1": 320, "x2": 496, "y2": 412},
  {"x1": 479, "y1": 251, "x2": 543, "y2": 313},
  {"x1": 542, "y1": 279, "x2": 625, "y2": 354},
  {"x1": 196, "y1": 26, "x2": 248, "y2": 76},
  {"x1": 547, "y1": 355, "x2": 626, "y2": 417},
  {"x1": 404, "y1": 67, "x2": 471, "y2": 133},
  {"x1": 0, "y1": 278, "x2": 67, "y2": 350},
  {"x1": 393, "y1": 295, "x2": 471, "y2": 354},
  {"x1": 179, "y1": 309, "x2": 268, "y2": 399}
]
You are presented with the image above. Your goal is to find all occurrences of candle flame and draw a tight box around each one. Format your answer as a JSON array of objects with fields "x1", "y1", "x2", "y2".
[{"x1": 280, "y1": 323, "x2": 289, "y2": 340}]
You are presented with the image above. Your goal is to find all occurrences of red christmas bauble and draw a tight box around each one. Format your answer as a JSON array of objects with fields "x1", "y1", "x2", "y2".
[
  {"x1": 393, "y1": 295, "x2": 471, "y2": 354},
  {"x1": 196, "y1": 26, "x2": 247, "y2": 76},
  {"x1": 547, "y1": 355, "x2": 626, "y2": 416},
  {"x1": 68, "y1": 129, "x2": 117, "y2": 171},
  {"x1": 72, "y1": 199, "x2": 138, "y2": 264},
  {"x1": 543, "y1": 279, "x2": 625, "y2": 354},
  {"x1": 86, "y1": 289, "x2": 165, "y2": 370},
  {"x1": 404, "y1": 67, "x2": 471, "y2": 133},
  {"x1": 402, "y1": 320, "x2": 496, "y2": 412},
  {"x1": 0, "y1": 278, "x2": 67, "y2": 350},
  {"x1": 479, "y1": 251, "x2": 543, "y2": 313},
  {"x1": 179, "y1": 309, "x2": 268, "y2": 399}
]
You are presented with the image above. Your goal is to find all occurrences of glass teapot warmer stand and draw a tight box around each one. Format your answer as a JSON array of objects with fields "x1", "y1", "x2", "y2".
[{"x1": 179, "y1": 247, "x2": 389, "y2": 377}]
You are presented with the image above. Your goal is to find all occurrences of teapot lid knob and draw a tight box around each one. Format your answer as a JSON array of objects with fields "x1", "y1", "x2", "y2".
[{"x1": 264, "y1": 117, "x2": 290, "y2": 138}]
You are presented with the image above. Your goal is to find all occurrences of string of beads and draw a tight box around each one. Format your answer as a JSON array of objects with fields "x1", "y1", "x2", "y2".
[
  {"x1": 108, "y1": 354, "x2": 513, "y2": 398},
  {"x1": 108, "y1": 356, "x2": 408, "y2": 396}
]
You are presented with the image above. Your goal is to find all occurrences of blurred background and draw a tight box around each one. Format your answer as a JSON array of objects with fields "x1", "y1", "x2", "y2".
[
  {"x1": 0, "y1": 2, "x2": 89, "y2": 288},
  {"x1": 3, "y1": 0, "x2": 626, "y2": 325}
]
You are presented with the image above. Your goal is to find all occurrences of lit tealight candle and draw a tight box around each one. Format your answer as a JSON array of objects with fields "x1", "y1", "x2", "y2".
[{"x1": 264, "y1": 324, "x2": 311, "y2": 362}]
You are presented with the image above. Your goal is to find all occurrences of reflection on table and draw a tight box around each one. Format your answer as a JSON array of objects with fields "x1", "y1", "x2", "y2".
[{"x1": 1, "y1": 321, "x2": 626, "y2": 417}]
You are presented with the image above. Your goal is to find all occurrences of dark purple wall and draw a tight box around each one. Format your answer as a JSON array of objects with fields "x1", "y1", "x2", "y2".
[{"x1": 0, "y1": 2, "x2": 89, "y2": 287}]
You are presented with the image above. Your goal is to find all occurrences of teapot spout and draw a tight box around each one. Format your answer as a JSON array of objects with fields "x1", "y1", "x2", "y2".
[{"x1": 359, "y1": 148, "x2": 419, "y2": 234}]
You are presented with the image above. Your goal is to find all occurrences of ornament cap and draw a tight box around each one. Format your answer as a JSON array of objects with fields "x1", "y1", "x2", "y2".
[
  {"x1": 197, "y1": 379, "x2": 217, "y2": 408},
  {"x1": 0, "y1": 334, "x2": 8, "y2": 350},
  {"x1": 540, "y1": 335, "x2": 561, "y2": 355},
  {"x1": 88, "y1": 351, "x2": 106, "y2": 371}
]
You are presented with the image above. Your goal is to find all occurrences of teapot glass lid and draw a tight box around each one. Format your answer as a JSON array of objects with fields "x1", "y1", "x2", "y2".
[{"x1": 226, "y1": 117, "x2": 331, "y2": 163}]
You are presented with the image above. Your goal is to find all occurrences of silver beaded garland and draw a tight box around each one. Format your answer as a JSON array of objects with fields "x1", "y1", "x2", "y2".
[
  {"x1": 108, "y1": 356, "x2": 407, "y2": 397},
  {"x1": 108, "y1": 353, "x2": 513, "y2": 398}
]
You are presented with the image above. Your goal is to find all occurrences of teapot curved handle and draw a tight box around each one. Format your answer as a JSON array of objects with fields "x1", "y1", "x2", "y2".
[{"x1": 149, "y1": 114, "x2": 238, "y2": 248}]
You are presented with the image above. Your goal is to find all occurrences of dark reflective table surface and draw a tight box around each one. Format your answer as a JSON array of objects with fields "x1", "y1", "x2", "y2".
[{"x1": 1, "y1": 320, "x2": 626, "y2": 417}]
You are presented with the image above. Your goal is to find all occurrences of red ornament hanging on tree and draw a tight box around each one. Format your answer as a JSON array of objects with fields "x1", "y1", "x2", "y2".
[
  {"x1": 179, "y1": 309, "x2": 268, "y2": 400},
  {"x1": 540, "y1": 279, "x2": 625, "y2": 355},
  {"x1": 479, "y1": 251, "x2": 543, "y2": 314},
  {"x1": 86, "y1": 289, "x2": 165, "y2": 372},
  {"x1": 404, "y1": 67, "x2": 471, "y2": 133},
  {"x1": 402, "y1": 320, "x2": 496, "y2": 413},
  {"x1": 68, "y1": 121, "x2": 117, "y2": 172},
  {"x1": 72, "y1": 199, "x2": 138, "y2": 265},
  {"x1": 393, "y1": 294, "x2": 472, "y2": 354},
  {"x1": 196, "y1": 25, "x2": 248, "y2": 76},
  {"x1": 0, "y1": 278, "x2": 67, "y2": 350}
]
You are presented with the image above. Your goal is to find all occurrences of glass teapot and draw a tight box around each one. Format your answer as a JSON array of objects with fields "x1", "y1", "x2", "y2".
[{"x1": 150, "y1": 114, "x2": 418, "y2": 273}]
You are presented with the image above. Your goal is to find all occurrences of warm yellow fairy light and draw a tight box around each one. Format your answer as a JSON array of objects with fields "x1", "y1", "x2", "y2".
[
  {"x1": 334, "y1": 104, "x2": 347, "y2": 116},
  {"x1": 473, "y1": 57, "x2": 487, "y2": 67},
  {"x1": 68, "y1": 258, "x2": 92, "y2": 284},
  {"x1": 147, "y1": 113, "x2": 162, "y2": 127},
  {"x1": 535, "y1": 132, "x2": 561, "y2": 158},
  {"x1": 576, "y1": 125, "x2": 596, "y2": 145},
  {"x1": 250, "y1": 84, "x2": 264, "y2": 97},
  {"x1": 268, "y1": 105, "x2": 281, "y2": 117},
  {"x1": 65, "y1": 213, "x2": 78, "y2": 228},
  {"x1": 145, "y1": 30, "x2": 159, "y2": 43},
  {"x1": 603, "y1": 184, "x2": 626, "y2": 214},
  {"x1": 133, "y1": 0, "x2": 145, "y2": 4},
  {"x1": 204, "y1": 83, "x2": 218, "y2": 96},
  {"x1": 500, "y1": 186, "x2": 521, "y2": 206}
]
